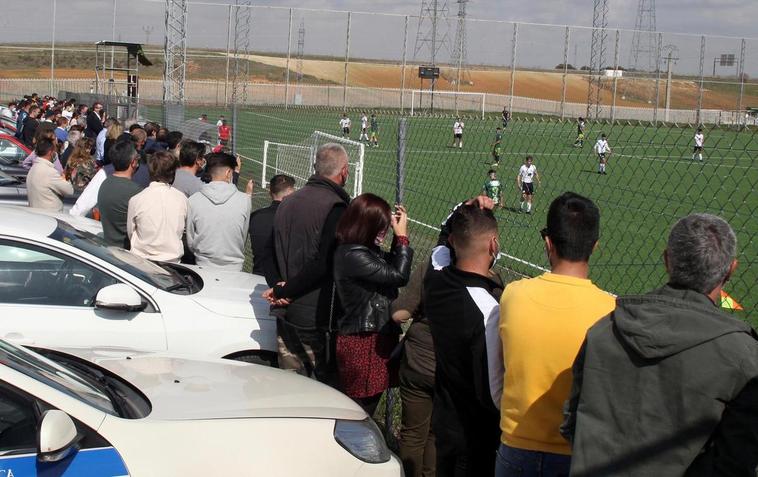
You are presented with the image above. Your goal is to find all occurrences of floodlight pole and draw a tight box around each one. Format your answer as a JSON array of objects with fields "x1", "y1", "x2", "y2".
[
  {"x1": 342, "y1": 12, "x2": 351, "y2": 111},
  {"x1": 50, "y1": 0, "x2": 56, "y2": 96},
  {"x1": 284, "y1": 8, "x2": 293, "y2": 110},
  {"x1": 400, "y1": 16, "x2": 409, "y2": 112}
]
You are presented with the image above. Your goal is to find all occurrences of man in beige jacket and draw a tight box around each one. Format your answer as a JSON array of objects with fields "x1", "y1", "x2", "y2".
[{"x1": 27, "y1": 138, "x2": 74, "y2": 211}]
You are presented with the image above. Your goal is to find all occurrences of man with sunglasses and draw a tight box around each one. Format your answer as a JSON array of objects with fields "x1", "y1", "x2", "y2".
[{"x1": 495, "y1": 192, "x2": 614, "y2": 476}]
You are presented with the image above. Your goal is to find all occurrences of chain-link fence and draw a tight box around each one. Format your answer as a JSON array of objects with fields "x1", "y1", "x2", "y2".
[
  {"x1": 138, "y1": 101, "x2": 757, "y2": 325},
  {"x1": 1, "y1": 1, "x2": 757, "y2": 123},
  {"x1": 1, "y1": 2, "x2": 755, "y2": 321}
]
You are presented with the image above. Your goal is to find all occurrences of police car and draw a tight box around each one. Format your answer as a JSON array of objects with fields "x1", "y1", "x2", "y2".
[
  {"x1": 0, "y1": 339, "x2": 402, "y2": 476},
  {"x1": 0, "y1": 206, "x2": 277, "y2": 365}
]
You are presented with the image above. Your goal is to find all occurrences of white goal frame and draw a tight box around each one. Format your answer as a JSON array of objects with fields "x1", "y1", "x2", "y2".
[
  {"x1": 409, "y1": 90, "x2": 486, "y2": 119},
  {"x1": 262, "y1": 130, "x2": 365, "y2": 197}
]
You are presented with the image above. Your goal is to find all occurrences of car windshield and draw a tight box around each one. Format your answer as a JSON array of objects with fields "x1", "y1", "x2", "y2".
[
  {"x1": 49, "y1": 220, "x2": 185, "y2": 291},
  {"x1": 0, "y1": 340, "x2": 115, "y2": 415}
]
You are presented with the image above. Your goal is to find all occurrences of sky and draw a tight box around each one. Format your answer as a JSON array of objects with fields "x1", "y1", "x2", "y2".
[{"x1": 1, "y1": 0, "x2": 756, "y2": 76}]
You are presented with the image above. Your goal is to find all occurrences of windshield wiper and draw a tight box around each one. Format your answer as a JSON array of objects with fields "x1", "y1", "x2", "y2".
[{"x1": 159, "y1": 263, "x2": 193, "y2": 293}]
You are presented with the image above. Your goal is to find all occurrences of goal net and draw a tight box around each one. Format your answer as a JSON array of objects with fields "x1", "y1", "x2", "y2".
[
  {"x1": 409, "y1": 90, "x2": 486, "y2": 118},
  {"x1": 262, "y1": 131, "x2": 365, "y2": 198}
]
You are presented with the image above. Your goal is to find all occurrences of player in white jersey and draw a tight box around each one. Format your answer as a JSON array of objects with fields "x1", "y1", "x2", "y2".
[
  {"x1": 359, "y1": 113, "x2": 369, "y2": 142},
  {"x1": 517, "y1": 155, "x2": 541, "y2": 214},
  {"x1": 339, "y1": 113, "x2": 351, "y2": 139},
  {"x1": 451, "y1": 118, "x2": 464, "y2": 148},
  {"x1": 692, "y1": 128, "x2": 705, "y2": 161},
  {"x1": 594, "y1": 133, "x2": 611, "y2": 175}
]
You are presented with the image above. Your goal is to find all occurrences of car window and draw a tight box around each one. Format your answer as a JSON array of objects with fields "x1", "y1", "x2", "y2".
[
  {"x1": 0, "y1": 240, "x2": 118, "y2": 307},
  {"x1": 0, "y1": 384, "x2": 37, "y2": 454},
  {"x1": 50, "y1": 220, "x2": 187, "y2": 292},
  {"x1": 0, "y1": 139, "x2": 25, "y2": 164}
]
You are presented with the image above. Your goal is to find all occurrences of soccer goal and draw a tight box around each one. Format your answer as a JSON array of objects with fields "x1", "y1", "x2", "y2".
[
  {"x1": 409, "y1": 90, "x2": 486, "y2": 119},
  {"x1": 262, "y1": 131, "x2": 365, "y2": 197}
]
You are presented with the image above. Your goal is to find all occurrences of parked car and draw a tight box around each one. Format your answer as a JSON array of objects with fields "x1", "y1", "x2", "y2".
[
  {"x1": 0, "y1": 206, "x2": 278, "y2": 364},
  {"x1": 0, "y1": 132, "x2": 30, "y2": 181},
  {"x1": 0, "y1": 339, "x2": 402, "y2": 476}
]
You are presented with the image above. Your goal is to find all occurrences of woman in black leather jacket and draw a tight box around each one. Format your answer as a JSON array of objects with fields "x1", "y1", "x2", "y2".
[{"x1": 333, "y1": 193, "x2": 414, "y2": 415}]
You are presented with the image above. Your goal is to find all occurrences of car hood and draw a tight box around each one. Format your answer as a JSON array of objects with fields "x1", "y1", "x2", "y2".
[
  {"x1": 71, "y1": 349, "x2": 366, "y2": 421},
  {"x1": 184, "y1": 265, "x2": 273, "y2": 320}
]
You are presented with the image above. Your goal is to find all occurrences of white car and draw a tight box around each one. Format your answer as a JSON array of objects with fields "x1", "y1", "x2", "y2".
[
  {"x1": 0, "y1": 206, "x2": 277, "y2": 364},
  {"x1": 0, "y1": 340, "x2": 402, "y2": 476}
]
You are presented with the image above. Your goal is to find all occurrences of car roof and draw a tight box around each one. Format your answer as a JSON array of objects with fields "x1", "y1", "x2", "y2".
[{"x1": 0, "y1": 206, "x2": 59, "y2": 238}]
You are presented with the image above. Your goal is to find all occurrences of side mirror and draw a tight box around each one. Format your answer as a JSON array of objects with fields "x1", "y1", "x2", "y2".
[
  {"x1": 95, "y1": 284, "x2": 147, "y2": 312},
  {"x1": 37, "y1": 410, "x2": 81, "y2": 463}
]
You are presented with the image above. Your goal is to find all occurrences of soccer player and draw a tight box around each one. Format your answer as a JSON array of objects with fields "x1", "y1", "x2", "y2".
[
  {"x1": 369, "y1": 113, "x2": 379, "y2": 147},
  {"x1": 692, "y1": 127, "x2": 705, "y2": 161},
  {"x1": 517, "y1": 155, "x2": 540, "y2": 214},
  {"x1": 452, "y1": 117, "x2": 464, "y2": 148},
  {"x1": 573, "y1": 117, "x2": 586, "y2": 147},
  {"x1": 483, "y1": 169, "x2": 504, "y2": 209},
  {"x1": 218, "y1": 119, "x2": 231, "y2": 149},
  {"x1": 594, "y1": 133, "x2": 611, "y2": 175},
  {"x1": 502, "y1": 108, "x2": 510, "y2": 128},
  {"x1": 492, "y1": 127, "x2": 503, "y2": 166},
  {"x1": 339, "y1": 113, "x2": 351, "y2": 139},
  {"x1": 359, "y1": 112, "x2": 369, "y2": 142}
]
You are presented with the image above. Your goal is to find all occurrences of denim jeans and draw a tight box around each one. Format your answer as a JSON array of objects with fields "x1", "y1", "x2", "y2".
[{"x1": 495, "y1": 443, "x2": 571, "y2": 477}]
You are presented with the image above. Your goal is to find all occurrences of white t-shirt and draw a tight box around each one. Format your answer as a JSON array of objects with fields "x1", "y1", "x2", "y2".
[
  {"x1": 519, "y1": 164, "x2": 537, "y2": 183},
  {"x1": 595, "y1": 139, "x2": 610, "y2": 154},
  {"x1": 453, "y1": 121, "x2": 464, "y2": 134},
  {"x1": 340, "y1": 118, "x2": 351, "y2": 129},
  {"x1": 694, "y1": 133, "x2": 704, "y2": 147},
  {"x1": 361, "y1": 116, "x2": 368, "y2": 129}
]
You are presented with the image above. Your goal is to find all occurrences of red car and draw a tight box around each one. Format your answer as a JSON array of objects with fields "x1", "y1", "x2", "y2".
[{"x1": 0, "y1": 133, "x2": 32, "y2": 180}]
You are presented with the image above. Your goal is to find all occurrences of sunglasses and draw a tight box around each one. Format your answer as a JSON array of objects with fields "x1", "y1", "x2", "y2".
[{"x1": 540, "y1": 227, "x2": 549, "y2": 240}]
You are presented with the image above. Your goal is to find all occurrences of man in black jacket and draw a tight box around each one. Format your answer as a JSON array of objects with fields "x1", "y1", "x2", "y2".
[
  {"x1": 85, "y1": 102, "x2": 105, "y2": 139},
  {"x1": 263, "y1": 144, "x2": 351, "y2": 383},
  {"x1": 562, "y1": 213, "x2": 758, "y2": 476},
  {"x1": 249, "y1": 174, "x2": 295, "y2": 286},
  {"x1": 424, "y1": 198, "x2": 504, "y2": 477}
]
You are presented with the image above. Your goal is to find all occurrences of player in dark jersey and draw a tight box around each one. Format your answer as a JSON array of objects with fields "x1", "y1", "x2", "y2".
[
  {"x1": 502, "y1": 108, "x2": 510, "y2": 128},
  {"x1": 491, "y1": 127, "x2": 503, "y2": 167},
  {"x1": 573, "y1": 117, "x2": 586, "y2": 148},
  {"x1": 370, "y1": 113, "x2": 379, "y2": 147}
]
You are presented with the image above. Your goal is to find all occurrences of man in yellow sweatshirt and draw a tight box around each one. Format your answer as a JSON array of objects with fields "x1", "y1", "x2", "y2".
[{"x1": 496, "y1": 192, "x2": 615, "y2": 476}]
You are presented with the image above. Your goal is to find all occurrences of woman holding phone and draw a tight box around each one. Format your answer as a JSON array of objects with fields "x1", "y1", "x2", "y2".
[{"x1": 333, "y1": 193, "x2": 414, "y2": 415}]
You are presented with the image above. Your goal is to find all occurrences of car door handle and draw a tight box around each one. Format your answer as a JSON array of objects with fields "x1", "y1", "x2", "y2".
[{"x1": 4, "y1": 333, "x2": 34, "y2": 346}]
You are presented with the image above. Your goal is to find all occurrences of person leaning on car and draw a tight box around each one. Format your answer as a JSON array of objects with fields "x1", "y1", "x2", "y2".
[
  {"x1": 98, "y1": 139, "x2": 143, "y2": 248},
  {"x1": 26, "y1": 138, "x2": 74, "y2": 212}
]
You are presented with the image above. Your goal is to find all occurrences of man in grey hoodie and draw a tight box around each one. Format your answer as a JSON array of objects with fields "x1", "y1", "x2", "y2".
[
  {"x1": 186, "y1": 152, "x2": 253, "y2": 271},
  {"x1": 562, "y1": 213, "x2": 758, "y2": 476}
]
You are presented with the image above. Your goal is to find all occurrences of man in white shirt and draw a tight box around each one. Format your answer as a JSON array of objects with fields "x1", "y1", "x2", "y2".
[
  {"x1": 452, "y1": 118, "x2": 464, "y2": 148},
  {"x1": 359, "y1": 113, "x2": 369, "y2": 142},
  {"x1": 339, "y1": 114, "x2": 351, "y2": 139},
  {"x1": 95, "y1": 118, "x2": 116, "y2": 164},
  {"x1": 127, "y1": 151, "x2": 188, "y2": 262},
  {"x1": 594, "y1": 133, "x2": 611, "y2": 175},
  {"x1": 692, "y1": 128, "x2": 705, "y2": 162},
  {"x1": 517, "y1": 155, "x2": 541, "y2": 214},
  {"x1": 27, "y1": 138, "x2": 74, "y2": 212}
]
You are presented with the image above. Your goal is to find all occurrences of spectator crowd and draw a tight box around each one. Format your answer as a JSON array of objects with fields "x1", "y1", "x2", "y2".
[{"x1": 5, "y1": 93, "x2": 758, "y2": 477}]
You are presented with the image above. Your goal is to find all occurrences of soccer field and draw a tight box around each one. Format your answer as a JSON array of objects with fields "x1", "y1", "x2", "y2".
[{"x1": 146, "y1": 105, "x2": 758, "y2": 325}]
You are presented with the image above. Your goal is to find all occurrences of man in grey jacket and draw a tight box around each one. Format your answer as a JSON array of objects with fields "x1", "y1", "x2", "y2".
[
  {"x1": 186, "y1": 152, "x2": 253, "y2": 271},
  {"x1": 562, "y1": 213, "x2": 758, "y2": 476}
]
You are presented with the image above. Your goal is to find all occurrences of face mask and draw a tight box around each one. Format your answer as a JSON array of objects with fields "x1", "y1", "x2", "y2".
[{"x1": 490, "y1": 239, "x2": 500, "y2": 270}]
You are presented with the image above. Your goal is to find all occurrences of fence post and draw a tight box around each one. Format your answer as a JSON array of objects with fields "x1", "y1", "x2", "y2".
[
  {"x1": 342, "y1": 12, "x2": 352, "y2": 111},
  {"x1": 224, "y1": 4, "x2": 232, "y2": 107},
  {"x1": 396, "y1": 117, "x2": 407, "y2": 205},
  {"x1": 737, "y1": 38, "x2": 746, "y2": 124},
  {"x1": 696, "y1": 35, "x2": 705, "y2": 125},
  {"x1": 560, "y1": 26, "x2": 570, "y2": 120},
  {"x1": 400, "y1": 15, "x2": 409, "y2": 112},
  {"x1": 611, "y1": 29, "x2": 619, "y2": 122},
  {"x1": 50, "y1": 0, "x2": 57, "y2": 97},
  {"x1": 232, "y1": 101, "x2": 238, "y2": 156},
  {"x1": 653, "y1": 32, "x2": 662, "y2": 123},
  {"x1": 284, "y1": 8, "x2": 293, "y2": 109},
  {"x1": 509, "y1": 22, "x2": 518, "y2": 114}
]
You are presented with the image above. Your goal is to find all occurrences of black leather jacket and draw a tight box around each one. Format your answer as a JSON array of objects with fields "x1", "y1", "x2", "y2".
[{"x1": 333, "y1": 242, "x2": 413, "y2": 335}]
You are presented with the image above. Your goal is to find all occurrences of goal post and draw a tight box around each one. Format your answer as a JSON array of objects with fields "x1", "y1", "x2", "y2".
[
  {"x1": 261, "y1": 131, "x2": 365, "y2": 197},
  {"x1": 409, "y1": 90, "x2": 486, "y2": 119}
]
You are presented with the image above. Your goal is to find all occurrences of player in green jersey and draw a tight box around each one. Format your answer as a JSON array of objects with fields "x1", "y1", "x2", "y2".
[
  {"x1": 573, "y1": 117, "x2": 586, "y2": 147},
  {"x1": 483, "y1": 169, "x2": 504, "y2": 209},
  {"x1": 369, "y1": 113, "x2": 379, "y2": 147}
]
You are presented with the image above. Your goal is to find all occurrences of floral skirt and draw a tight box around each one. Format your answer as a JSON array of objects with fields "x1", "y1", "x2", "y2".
[{"x1": 336, "y1": 332, "x2": 398, "y2": 399}]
